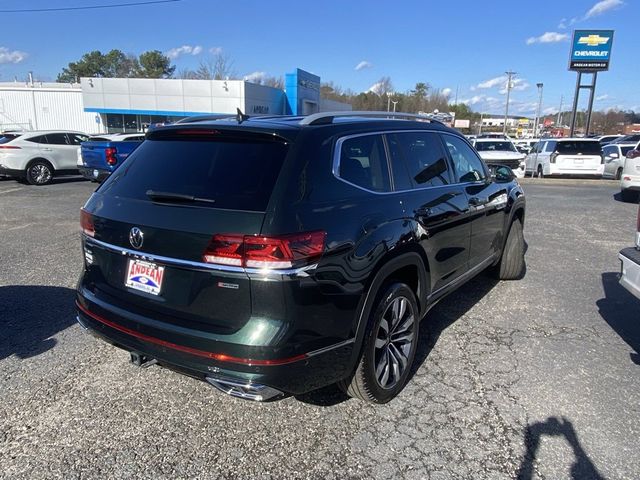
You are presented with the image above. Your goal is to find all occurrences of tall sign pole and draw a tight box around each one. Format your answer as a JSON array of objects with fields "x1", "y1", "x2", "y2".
[
  {"x1": 568, "y1": 30, "x2": 614, "y2": 136},
  {"x1": 503, "y1": 71, "x2": 516, "y2": 135}
]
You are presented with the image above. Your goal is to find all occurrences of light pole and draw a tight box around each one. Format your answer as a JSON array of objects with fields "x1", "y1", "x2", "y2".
[
  {"x1": 386, "y1": 92, "x2": 392, "y2": 112},
  {"x1": 503, "y1": 70, "x2": 516, "y2": 135},
  {"x1": 535, "y1": 83, "x2": 544, "y2": 137},
  {"x1": 391, "y1": 100, "x2": 398, "y2": 112}
]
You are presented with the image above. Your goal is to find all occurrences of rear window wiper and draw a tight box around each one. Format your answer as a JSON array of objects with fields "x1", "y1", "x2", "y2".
[{"x1": 146, "y1": 190, "x2": 216, "y2": 204}]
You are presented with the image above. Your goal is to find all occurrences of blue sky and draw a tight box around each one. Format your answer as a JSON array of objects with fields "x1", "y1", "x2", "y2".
[{"x1": 0, "y1": 0, "x2": 635, "y2": 117}]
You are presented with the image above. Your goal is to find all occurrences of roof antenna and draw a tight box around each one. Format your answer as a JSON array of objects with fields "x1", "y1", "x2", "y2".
[{"x1": 236, "y1": 108, "x2": 249, "y2": 124}]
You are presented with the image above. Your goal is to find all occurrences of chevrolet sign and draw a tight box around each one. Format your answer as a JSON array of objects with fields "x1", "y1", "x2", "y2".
[{"x1": 569, "y1": 30, "x2": 614, "y2": 71}]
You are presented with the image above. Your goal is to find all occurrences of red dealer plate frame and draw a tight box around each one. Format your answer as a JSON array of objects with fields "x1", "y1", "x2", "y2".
[{"x1": 125, "y1": 259, "x2": 165, "y2": 296}]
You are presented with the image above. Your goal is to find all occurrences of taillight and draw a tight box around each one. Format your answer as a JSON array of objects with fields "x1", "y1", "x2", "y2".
[
  {"x1": 105, "y1": 147, "x2": 117, "y2": 166},
  {"x1": 80, "y1": 208, "x2": 95, "y2": 237},
  {"x1": 627, "y1": 149, "x2": 640, "y2": 159},
  {"x1": 550, "y1": 152, "x2": 558, "y2": 163},
  {"x1": 203, "y1": 231, "x2": 326, "y2": 269},
  {"x1": 0, "y1": 145, "x2": 21, "y2": 149}
]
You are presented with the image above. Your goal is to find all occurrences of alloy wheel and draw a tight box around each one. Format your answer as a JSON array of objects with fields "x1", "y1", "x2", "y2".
[
  {"x1": 373, "y1": 296, "x2": 415, "y2": 390},
  {"x1": 30, "y1": 164, "x2": 52, "y2": 185}
]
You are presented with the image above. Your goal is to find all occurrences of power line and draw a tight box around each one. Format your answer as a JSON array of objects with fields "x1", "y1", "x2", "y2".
[{"x1": 0, "y1": 0, "x2": 181, "y2": 13}]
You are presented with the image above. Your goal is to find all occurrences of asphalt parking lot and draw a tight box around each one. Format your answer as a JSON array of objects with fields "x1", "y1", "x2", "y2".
[{"x1": 1, "y1": 176, "x2": 638, "y2": 479}]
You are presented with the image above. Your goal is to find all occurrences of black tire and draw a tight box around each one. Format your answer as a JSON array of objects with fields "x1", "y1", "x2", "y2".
[
  {"x1": 536, "y1": 165, "x2": 544, "y2": 178},
  {"x1": 621, "y1": 189, "x2": 638, "y2": 203},
  {"x1": 25, "y1": 159, "x2": 54, "y2": 185},
  {"x1": 340, "y1": 283, "x2": 419, "y2": 403},
  {"x1": 615, "y1": 168, "x2": 623, "y2": 181},
  {"x1": 494, "y1": 219, "x2": 525, "y2": 280}
]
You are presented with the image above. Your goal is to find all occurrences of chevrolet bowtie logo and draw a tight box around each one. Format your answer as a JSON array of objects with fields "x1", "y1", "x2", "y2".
[{"x1": 577, "y1": 34, "x2": 610, "y2": 47}]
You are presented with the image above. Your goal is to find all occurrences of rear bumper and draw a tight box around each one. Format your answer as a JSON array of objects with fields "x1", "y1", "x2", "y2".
[
  {"x1": 619, "y1": 248, "x2": 640, "y2": 300},
  {"x1": 0, "y1": 166, "x2": 24, "y2": 178},
  {"x1": 549, "y1": 164, "x2": 604, "y2": 176},
  {"x1": 621, "y1": 174, "x2": 640, "y2": 191},
  {"x1": 75, "y1": 292, "x2": 355, "y2": 396}
]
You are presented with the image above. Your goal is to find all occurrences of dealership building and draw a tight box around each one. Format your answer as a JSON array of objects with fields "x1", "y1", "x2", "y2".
[{"x1": 0, "y1": 68, "x2": 350, "y2": 135}]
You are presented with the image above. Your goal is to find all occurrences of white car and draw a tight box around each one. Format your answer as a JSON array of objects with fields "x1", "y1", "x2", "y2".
[
  {"x1": 620, "y1": 145, "x2": 640, "y2": 202},
  {"x1": 472, "y1": 138, "x2": 526, "y2": 178},
  {"x1": 602, "y1": 142, "x2": 638, "y2": 180},
  {"x1": 525, "y1": 138, "x2": 604, "y2": 178},
  {"x1": 0, "y1": 130, "x2": 89, "y2": 185},
  {"x1": 618, "y1": 204, "x2": 640, "y2": 300}
]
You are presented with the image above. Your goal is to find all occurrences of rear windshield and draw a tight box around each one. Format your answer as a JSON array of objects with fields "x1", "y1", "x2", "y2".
[
  {"x1": 100, "y1": 136, "x2": 289, "y2": 211},
  {"x1": 556, "y1": 141, "x2": 602, "y2": 155},
  {"x1": 474, "y1": 141, "x2": 517, "y2": 152},
  {"x1": 0, "y1": 134, "x2": 20, "y2": 144}
]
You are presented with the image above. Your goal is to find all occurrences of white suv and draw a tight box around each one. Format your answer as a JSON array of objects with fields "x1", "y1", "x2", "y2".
[
  {"x1": 620, "y1": 143, "x2": 640, "y2": 202},
  {"x1": 525, "y1": 138, "x2": 604, "y2": 178},
  {"x1": 0, "y1": 130, "x2": 89, "y2": 185}
]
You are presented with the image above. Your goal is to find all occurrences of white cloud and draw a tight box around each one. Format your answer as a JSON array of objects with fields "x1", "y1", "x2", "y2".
[
  {"x1": 595, "y1": 94, "x2": 610, "y2": 101},
  {"x1": 367, "y1": 81, "x2": 384, "y2": 95},
  {"x1": 477, "y1": 75, "x2": 507, "y2": 89},
  {"x1": 0, "y1": 47, "x2": 27, "y2": 64},
  {"x1": 460, "y1": 95, "x2": 487, "y2": 106},
  {"x1": 499, "y1": 78, "x2": 530, "y2": 94},
  {"x1": 165, "y1": 44, "x2": 203, "y2": 59},
  {"x1": 543, "y1": 107, "x2": 557, "y2": 115},
  {"x1": 209, "y1": 47, "x2": 223, "y2": 55},
  {"x1": 526, "y1": 32, "x2": 570, "y2": 45},
  {"x1": 354, "y1": 60, "x2": 373, "y2": 71},
  {"x1": 243, "y1": 71, "x2": 267, "y2": 83},
  {"x1": 558, "y1": 18, "x2": 567, "y2": 29},
  {"x1": 442, "y1": 87, "x2": 452, "y2": 96},
  {"x1": 585, "y1": 0, "x2": 624, "y2": 19}
]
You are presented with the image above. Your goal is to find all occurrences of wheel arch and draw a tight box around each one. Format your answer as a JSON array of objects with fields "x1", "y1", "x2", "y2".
[{"x1": 26, "y1": 157, "x2": 55, "y2": 172}]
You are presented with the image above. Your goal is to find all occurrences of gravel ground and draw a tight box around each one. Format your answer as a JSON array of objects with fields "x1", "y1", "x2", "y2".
[{"x1": 0, "y1": 176, "x2": 638, "y2": 479}]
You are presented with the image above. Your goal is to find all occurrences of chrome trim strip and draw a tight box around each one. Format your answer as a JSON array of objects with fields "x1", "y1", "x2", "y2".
[
  {"x1": 83, "y1": 235, "x2": 317, "y2": 276},
  {"x1": 305, "y1": 338, "x2": 355, "y2": 357}
]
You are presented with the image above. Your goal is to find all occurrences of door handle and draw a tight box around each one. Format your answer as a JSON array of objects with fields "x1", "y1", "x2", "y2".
[
  {"x1": 42, "y1": 148, "x2": 52, "y2": 152},
  {"x1": 414, "y1": 206, "x2": 432, "y2": 217},
  {"x1": 468, "y1": 197, "x2": 488, "y2": 207}
]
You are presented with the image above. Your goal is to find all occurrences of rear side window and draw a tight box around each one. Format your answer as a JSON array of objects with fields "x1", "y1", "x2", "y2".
[
  {"x1": 67, "y1": 133, "x2": 89, "y2": 145},
  {"x1": 544, "y1": 141, "x2": 557, "y2": 152},
  {"x1": 387, "y1": 132, "x2": 451, "y2": 188},
  {"x1": 24, "y1": 135, "x2": 49, "y2": 144},
  {"x1": 338, "y1": 134, "x2": 390, "y2": 192},
  {"x1": 46, "y1": 133, "x2": 71, "y2": 145},
  {"x1": 621, "y1": 146, "x2": 635, "y2": 156},
  {"x1": 100, "y1": 135, "x2": 289, "y2": 211},
  {"x1": 556, "y1": 141, "x2": 602, "y2": 155}
]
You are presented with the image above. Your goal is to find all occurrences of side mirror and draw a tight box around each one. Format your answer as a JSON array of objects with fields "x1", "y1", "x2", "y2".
[
  {"x1": 609, "y1": 152, "x2": 619, "y2": 159},
  {"x1": 492, "y1": 165, "x2": 516, "y2": 182}
]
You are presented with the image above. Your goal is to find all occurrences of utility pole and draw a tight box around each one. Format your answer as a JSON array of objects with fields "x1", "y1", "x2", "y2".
[
  {"x1": 556, "y1": 95, "x2": 564, "y2": 127},
  {"x1": 535, "y1": 83, "x2": 544, "y2": 137},
  {"x1": 454, "y1": 85, "x2": 459, "y2": 106},
  {"x1": 503, "y1": 71, "x2": 516, "y2": 135}
]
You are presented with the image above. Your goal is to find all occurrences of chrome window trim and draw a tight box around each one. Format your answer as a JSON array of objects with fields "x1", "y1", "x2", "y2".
[
  {"x1": 83, "y1": 235, "x2": 317, "y2": 276},
  {"x1": 331, "y1": 129, "x2": 485, "y2": 195}
]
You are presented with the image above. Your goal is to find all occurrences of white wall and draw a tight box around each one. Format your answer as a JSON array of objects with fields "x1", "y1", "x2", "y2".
[{"x1": 0, "y1": 84, "x2": 102, "y2": 133}]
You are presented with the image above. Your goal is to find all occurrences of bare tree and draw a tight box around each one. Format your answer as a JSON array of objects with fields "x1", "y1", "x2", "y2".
[{"x1": 178, "y1": 53, "x2": 237, "y2": 80}]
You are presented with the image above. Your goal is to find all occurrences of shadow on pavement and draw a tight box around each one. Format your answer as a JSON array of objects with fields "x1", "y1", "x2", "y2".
[
  {"x1": 0, "y1": 285, "x2": 77, "y2": 361},
  {"x1": 596, "y1": 272, "x2": 640, "y2": 365},
  {"x1": 516, "y1": 416, "x2": 605, "y2": 480}
]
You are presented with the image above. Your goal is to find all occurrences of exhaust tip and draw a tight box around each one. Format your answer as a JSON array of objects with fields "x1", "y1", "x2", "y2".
[{"x1": 205, "y1": 376, "x2": 283, "y2": 401}]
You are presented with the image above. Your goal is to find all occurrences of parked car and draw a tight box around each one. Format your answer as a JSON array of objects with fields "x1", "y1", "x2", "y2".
[
  {"x1": 602, "y1": 143, "x2": 637, "y2": 180},
  {"x1": 0, "y1": 130, "x2": 89, "y2": 185},
  {"x1": 612, "y1": 134, "x2": 640, "y2": 145},
  {"x1": 620, "y1": 146, "x2": 640, "y2": 202},
  {"x1": 525, "y1": 138, "x2": 603, "y2": 178},
  {"x1": 618, "y1": 204, "x2": 640, "y2": 300},
  {"x1": 76, "y1": 111, "x2": 526, "y2": 403},
  {"x1": 472, "y1": 138, "x2": 526, "y2": 178},
  {"x1": 514, "y1": 139, "x2": 539, "y2": 155},
  {"x1": 79, "y1": 133, "x2": 145, "y2": 182},
  {"x1": 597, "y1": 134, "x2": 624, "y2": 145}
]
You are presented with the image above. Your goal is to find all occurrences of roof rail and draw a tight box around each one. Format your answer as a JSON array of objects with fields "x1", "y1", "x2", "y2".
[{"x1": 299, "y1": 111, "x2": 445, "y2": 126}]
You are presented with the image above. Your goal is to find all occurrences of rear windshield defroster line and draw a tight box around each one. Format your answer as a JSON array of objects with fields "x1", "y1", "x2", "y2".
[{"x1": 99, "y1": 134, "x2": 290, "y2": 212}]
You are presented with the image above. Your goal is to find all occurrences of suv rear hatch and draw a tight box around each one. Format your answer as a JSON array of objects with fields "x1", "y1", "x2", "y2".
[
  {"x1": 81, "y1": 126, "x2": 293, "y2": 334},
  {"x1": 553, "y1": 140, "x2": 602, "y2": 171}
]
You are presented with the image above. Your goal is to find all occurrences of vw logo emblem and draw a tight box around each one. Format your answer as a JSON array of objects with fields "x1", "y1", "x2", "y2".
[{"x1": 129, "y1": 227, "x2": 144, "y2": 249}]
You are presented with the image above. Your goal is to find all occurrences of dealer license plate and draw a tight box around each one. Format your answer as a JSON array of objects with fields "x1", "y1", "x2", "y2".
[{"x1": 125, "y1": 259, "x2": 165, "y2": 295}]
